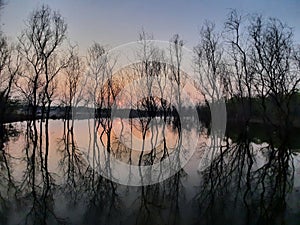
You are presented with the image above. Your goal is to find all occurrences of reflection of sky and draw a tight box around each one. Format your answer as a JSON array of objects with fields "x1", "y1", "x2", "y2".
[{"x1": 1, "y1": 0, "x2": 300, "y2": 53}]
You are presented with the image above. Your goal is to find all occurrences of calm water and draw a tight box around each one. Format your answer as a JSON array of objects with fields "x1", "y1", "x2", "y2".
[{"x1": 0, "y1": 118, "x2": 300, "y2": 225}]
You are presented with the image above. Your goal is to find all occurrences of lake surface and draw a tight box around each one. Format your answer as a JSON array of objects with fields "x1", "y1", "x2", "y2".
[{"x1": 0, "y1": 118, "x2": 300, "y2": 225}]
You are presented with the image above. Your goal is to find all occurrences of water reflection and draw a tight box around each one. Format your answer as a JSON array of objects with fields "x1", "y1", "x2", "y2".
[
  {"x1": 0, "y1": 117, "x2": 299, "y2": 224},
  {"x1": 196, "y1": 125, "x2": 298, "y2": 225}
]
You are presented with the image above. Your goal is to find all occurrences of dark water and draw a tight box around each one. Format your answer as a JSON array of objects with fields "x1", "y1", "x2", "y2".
[{"x1": 0, "y1": 118, "x2": 299, "y2": 225}]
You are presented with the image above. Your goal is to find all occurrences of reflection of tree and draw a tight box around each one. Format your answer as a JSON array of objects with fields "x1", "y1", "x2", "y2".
[
  {"x1": 0, "y1": 124, "x2": 19, "y2": 182},
  {"x1": 130, "y1": 170, "x2": 186, "y2": 225},
  {"x1": 58, "y1": 119, "x2": 87, "y2": 203},
  {"x1": 82, "y1": 175, "x2": 119, "y2": 225},
  {"x1": 196, "y1": 131, "x2": 295, "y2": 225},
  {"x1": 0, "y1": 124, "x2": 19, "y2": 224},
  {"x1": 16, "y1": 120, "x2": 63, "y2": 224}
]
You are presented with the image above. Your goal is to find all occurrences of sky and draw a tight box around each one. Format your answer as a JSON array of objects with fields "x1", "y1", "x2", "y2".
[{"x1": 1, "y1": 0, "x2": 300, "y2": 54}]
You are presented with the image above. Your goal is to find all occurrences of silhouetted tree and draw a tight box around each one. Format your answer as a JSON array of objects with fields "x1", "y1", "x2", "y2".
[
  {"x1": 17, "y1": 4, "x2": 67, "y2": 120},
  {"x1": 249, "y1": 15, "x2": 300, "y2": 139}
]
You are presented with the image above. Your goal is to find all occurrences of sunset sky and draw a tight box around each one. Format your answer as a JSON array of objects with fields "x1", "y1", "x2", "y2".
[{"x1": 1, "y1": 0, "x2": 300, "y2": 53}]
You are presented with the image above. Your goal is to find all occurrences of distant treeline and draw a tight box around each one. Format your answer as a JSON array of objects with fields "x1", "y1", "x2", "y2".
[{"x1": 1, "y1": 93, "x2": 300, "y2": 128}]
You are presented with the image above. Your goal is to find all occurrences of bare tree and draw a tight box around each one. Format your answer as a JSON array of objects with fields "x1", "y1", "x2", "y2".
[
  {"x1": 17, "y1": 4, "x2": 67, "y2": 120},
  {"x1": 14, "y1": 6, "x2": 68, "y2": 214},
  {"x1": 224, "y1": 10, "x2": 255, "y2": 124},
  {"x1": 86, "y1": 42, "x2": 118, "y2": 182},
  {"x1": 61, "y1": 45, "x2": 86, "y2": 121},
  {"x1": 249, "y1": 15, "x2": 300, "y2": 136},
  {"x1": 86, "y1": 42, "x2": 107, "y2": 111},
  {"x1": 135, "y1": 30, "x2": 159, "y2": 117},
  {"x1": 194, "y1": 21, "x2": 225, "y2": 102},
  {"x1": 194, "y1": 21, "x2": 228, "y2": 171},
  {"x1": 169, "y1": 34, "x2": 184, "y2": 113},
  {"x1": 0, "y1": 0, "x2": 22, "y2": 123},
  {"x1": 0, "y1": 36, "x2": 16, "y2": 122}
]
